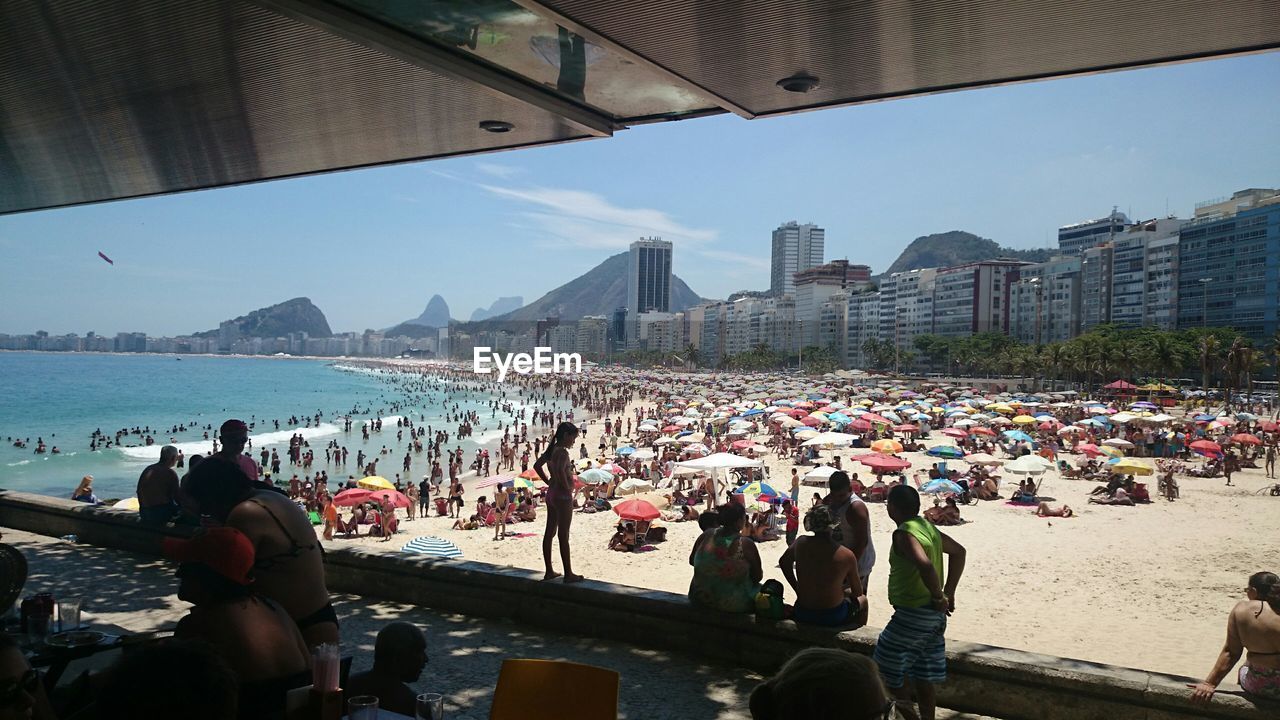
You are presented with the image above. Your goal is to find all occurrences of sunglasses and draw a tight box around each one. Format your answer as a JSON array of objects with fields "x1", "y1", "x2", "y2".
[{"x1": 0, "y1": 669, "x2": 40, "y2": 706}]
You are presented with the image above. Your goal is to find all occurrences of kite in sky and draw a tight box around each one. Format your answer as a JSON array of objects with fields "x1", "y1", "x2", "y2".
[{"x1": 97, "y1": 251, "x2": 114, "y2": 265}]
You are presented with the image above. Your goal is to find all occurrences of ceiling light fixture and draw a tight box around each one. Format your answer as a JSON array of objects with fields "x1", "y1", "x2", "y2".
[
  {"x1": 478, "y1": 120, "x2": 514, "y2": 133},
  {"x1": 776, "y1": 74, "x2": 820, "y2": 93}
]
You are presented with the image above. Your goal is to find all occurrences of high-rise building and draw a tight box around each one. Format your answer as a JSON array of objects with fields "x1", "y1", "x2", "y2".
[
  {"x1": 930, "y1": 260, "x2": 1027, "y2": 337},
  {"x1": 1109, "y1": 218, "x2": 1184, "y2": 328},
  {"x1": 846, "y1": 292, "x2": 882, "y2": 369},
  {"x1": 1177, "y1": 190, "x2": 1280, "y2": 341},
  {"x1": 1058, "y1": 209, "x2": 1130, "y2": 255},
  {"x1": 793, "y1": 260, "x2": 867, "y2": 348},
  {"x1": 770, "y1": 221, "x2": 825, "y2": 297},
  {"x1": 575, "y1": 316, "x2": 608, "y2": 359},
  {"x1": 880, "y1": 268, "x2": 937, "y2": 352},
  {"x1": 1080, "y1": 244, "x2": 1115, "y2": 330},
  {"x1": 626, "y1": 237, "x2": 673, "y2": 315},
  {"x1": 1009, "y1": 256, "x2": 1082, "y2": 344}
]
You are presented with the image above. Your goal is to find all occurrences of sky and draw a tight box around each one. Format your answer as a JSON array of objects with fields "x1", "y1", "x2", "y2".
[{"x1": 1, "y1": 51, "x2": 1278, "y2": 336}]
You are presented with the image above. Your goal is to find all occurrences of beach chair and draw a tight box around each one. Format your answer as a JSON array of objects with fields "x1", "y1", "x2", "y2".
[
  {"x1": 489, "y1": 659, "x2": 619, "y2": 720},
  {"x1": 1130, "y1": 483, "x2": 1151, "y2": 503}
]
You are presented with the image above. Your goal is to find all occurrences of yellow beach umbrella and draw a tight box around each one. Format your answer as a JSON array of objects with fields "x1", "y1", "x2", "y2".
[
  {"x1": 357, "y1": 475, "x2": 395, "y2": 491},
  {"x1": 1109, "y1": 458, "x2": 1153, "y2": 476},
  {"x1": 1012, "y1": 415, "x2": 1037, "y2": 425},
  {"x1": 1098, "y1": 446, "x2": 1124, "y2": 459},
  {"x1": 113, "y1": 497, "x2": 140, "y2": 511}
]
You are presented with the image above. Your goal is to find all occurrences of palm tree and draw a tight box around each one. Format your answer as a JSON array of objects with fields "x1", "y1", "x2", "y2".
[
  {"x1": 682, "y1": 343, "x2": 700, "y2": 370},
  {"x1": 1223, "y1": 336, "x2": 1251, "y2": 411},
  {"x1": 1197, "y1": 334, "x2": 1221, "y2": 400},
  {"x1": 1042, "y1": 343, "x2": 1068, "y2": 389},
  {"x1": 1144, "y1": 333, "x2": 1185, "y2": 388},
  {"x1": 1270, "y1": 330, "x2": 1280, "y2": 381}
]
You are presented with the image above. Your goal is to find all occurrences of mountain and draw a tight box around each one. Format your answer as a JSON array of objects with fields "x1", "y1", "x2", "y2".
[
  {"x1": 408, "y1": 295, "x2": 452, "y2": 327},
  {"x1": 383, "y1": 295, "x2": 453, "y2": 338},
  {"x1": 882, "y1": 231, "x2": 1054, "y2": 275},
  {"x1": 470, "y1": 296, "x2": 524, "y2": 321},
  {"x1": 194, "y1": 297, "x2": 331, "y2": 338},
  {"x1": 485, "y1": 251, "x2": 703, "y2": 323}
]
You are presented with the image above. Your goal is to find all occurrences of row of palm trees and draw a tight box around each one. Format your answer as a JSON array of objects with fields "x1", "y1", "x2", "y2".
[{"x1": 893, "y1": 325, "x2": 1278, "y2": 402}]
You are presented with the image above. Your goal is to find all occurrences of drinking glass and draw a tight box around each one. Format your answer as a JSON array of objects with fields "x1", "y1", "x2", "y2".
[
  {"x1": 58, "y1": 597, "x2": 84, "y2": 632},
  {"x1": 416, "y1": 693, "x2": 444, "y2": 720},
  {"x1": 347, "y1": 695, "x2": 379, "y2": 720}
]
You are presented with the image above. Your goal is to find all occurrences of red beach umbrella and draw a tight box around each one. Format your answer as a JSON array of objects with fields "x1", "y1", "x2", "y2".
[
  {"x1": 1259, "y1": 421, "x2": 1279, "y2": 432},
  {"x1": 366, "y1": 490, "x2": 411, "y2": 509},
  {"x1": 1230, "y1": 433, "x2": 1262, "y2": 446},
  {"x1": 800, "y1": 416, "x2": 823, "y2": 427},
  {"x1": 613, "y1": 498, "x2": 660, "y2": 521},
  {"x1": 1076, "y1": 443, "x2": 1102, "y2": 458},
  {"x1": 333, "y1": 488, "x2": 372, "y2": 507},
  {"x1": 942, "y1": 428, "x2": 968, "y2": 438},
  {"x1": 893, "y1": 424, "x2": 919, "y2": 433},
  {"x1": 858, "y1": 453, "x2": 911, "y2": 472},
  {"x1": 970, "y1": 427, "x2": 997, "y2": 437},
  {"x1": 1189, "y1": 439, "x2": 1223, "y2": 456}
]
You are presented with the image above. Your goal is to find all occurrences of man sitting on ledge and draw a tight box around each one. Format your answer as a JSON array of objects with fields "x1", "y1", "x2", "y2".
[{"x1": 778, "y1": 505, "x2": 867, "y2": 628}]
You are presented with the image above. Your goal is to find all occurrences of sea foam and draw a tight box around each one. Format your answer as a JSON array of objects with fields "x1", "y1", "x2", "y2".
[{"x1": 116, "y1": 422, "x2": 343, "y2": 462}]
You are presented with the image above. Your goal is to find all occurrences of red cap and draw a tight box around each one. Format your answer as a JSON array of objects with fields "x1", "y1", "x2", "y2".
[{"x1": 162, "y1": 527, "x2": 255, "y2": 585}]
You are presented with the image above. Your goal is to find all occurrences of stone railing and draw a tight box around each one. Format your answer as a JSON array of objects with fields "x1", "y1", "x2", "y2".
[{"x1": 2, "y1": 490, "x2": 1273, "y2": 720}]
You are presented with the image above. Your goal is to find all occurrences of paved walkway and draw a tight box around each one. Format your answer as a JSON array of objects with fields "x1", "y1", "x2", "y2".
[{"x1": 5, "y1": 528, "x2": 994, "y2": 719}]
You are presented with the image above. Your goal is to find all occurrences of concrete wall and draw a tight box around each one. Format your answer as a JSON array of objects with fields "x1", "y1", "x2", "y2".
[{"x1": 2, "y1": 490, "x2": 1273, "y2": 720}]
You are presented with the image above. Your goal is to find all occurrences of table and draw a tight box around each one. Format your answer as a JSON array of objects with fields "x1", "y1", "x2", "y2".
[
  {"x1": 21, "y1": 624, "x2": 173, "y2": 693},
  {"x1": 342, "y1": 711, "x2": 414, "y2": 720}
]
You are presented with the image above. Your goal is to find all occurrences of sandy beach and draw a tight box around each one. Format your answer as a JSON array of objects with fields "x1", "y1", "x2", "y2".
[{"x1": 316, "y1": 373, "x2": 1280, "y2": 687}]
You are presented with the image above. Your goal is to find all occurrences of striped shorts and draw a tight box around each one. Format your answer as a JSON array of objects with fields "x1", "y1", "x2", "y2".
[{"x1": 872, "y1": 606, "x2": 948, "y2": 688}]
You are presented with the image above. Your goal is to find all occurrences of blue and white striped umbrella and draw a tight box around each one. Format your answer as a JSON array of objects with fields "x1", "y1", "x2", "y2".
[{"x1": 402, "y1": 536, "x2": 462, "y2": 559}]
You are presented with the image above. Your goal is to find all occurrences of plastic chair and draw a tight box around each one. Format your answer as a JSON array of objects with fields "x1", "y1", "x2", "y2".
[{"x1": 489, "y1": 659, "x2": 619, "y2": 720}]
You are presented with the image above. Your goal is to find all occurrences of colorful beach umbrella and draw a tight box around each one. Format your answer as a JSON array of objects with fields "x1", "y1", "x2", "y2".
[
  {"x1": 926, "y1": 446, "x2": 965, "y2": 459},
  {"x1": 920, "y1": 479, "x2": 964, "y2": 495},
  {"x1": 357, "y1": 475, "x2": 394, "y2": 491},
  {"x1": 402, "y1": 536, "x2": 462, "y2": 559},
  {"x1": 870, "y1": 439, "x2": 903, "y2": 455}
]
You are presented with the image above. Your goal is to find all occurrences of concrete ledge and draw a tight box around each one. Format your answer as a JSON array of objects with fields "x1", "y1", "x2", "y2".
[{"x1": 2, "y1": 490, "x2": 1273, "y2": 720}]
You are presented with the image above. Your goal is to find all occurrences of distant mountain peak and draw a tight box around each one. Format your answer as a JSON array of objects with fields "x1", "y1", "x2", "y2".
[
  {"x1": 479, "y1": 251, "x2": 703, "y2": 324},
  {"x1": 883, "y1": 231, "x2": 1053, "y2": 275},
  {"x1": 194, "y1": 297, "x2": 331, "y2": 338},
  {"x1": 470, "y1": 296, "x2": 523, "y2": 321},
  {"x1": 408, "y1": 295, "x2": 451, "y2": 327}
]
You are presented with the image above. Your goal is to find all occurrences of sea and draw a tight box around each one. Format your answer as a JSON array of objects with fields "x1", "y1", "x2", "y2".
[{"x1": 0, "y1": 352, "x2": 529, "y2": 500}]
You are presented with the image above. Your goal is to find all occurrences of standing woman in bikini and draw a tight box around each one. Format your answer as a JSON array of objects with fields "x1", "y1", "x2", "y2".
[{"x1": 535, "y1": 422, "x2": 583, "y2": 583}]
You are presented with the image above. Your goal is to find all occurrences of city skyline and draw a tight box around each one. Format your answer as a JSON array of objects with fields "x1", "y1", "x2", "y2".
[{"x1": 1, "y1": 51, "x2": 1278, "y2": 336}]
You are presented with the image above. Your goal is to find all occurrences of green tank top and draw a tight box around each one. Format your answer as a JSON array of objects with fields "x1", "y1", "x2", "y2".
[{"x1": 887, "y1": 516, "x2": 944, "y2": 608}]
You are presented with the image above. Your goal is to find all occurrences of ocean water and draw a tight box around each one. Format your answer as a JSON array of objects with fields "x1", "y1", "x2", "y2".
[{"x1": 0, "y1": 353, "x2": 519, "y2": 500}]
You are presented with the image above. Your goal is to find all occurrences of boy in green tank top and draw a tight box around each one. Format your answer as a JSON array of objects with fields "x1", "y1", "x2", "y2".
[{"x1": 872, "y1": 485, "x2": 966, "y2": 720}]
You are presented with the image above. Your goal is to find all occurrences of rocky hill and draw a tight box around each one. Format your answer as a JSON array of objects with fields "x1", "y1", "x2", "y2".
[
  {"x1": 484, "y1": 251, "x2": 703, "y2": 324},
  {"x1": 470, "y1": 296, "x2": 523, "y2": 321},
  {"x1": 384, "y1": 295, "x2": 452, "y2": 337},
  {"x1": 883, "y1": 231, "x2": 1053, "y2": 275},
  {"x1": 194, "y1": 297, "x2": 331, "y2": 338}
]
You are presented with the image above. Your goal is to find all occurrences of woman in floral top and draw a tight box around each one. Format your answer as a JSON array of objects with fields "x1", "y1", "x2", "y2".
[{"x1": 688, "y1": 502, "x2": 762, "y2": 613}]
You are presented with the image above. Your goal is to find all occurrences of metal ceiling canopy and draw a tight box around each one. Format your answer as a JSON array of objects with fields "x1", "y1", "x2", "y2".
[
  {"x1": 0, "y1": 0, "x2": 598, "y2": 215},
  {"x1": 2, "y1": 0, "x2": 1278, "y2": 215},
  {"x1": 534, "y1": 0, "x2": 1280, "y2": 116}
]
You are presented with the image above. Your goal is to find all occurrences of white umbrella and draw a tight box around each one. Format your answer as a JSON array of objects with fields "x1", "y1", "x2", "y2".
[
  {"x1": 617, "y1": 478, "x2": 655, "y2": 495},
  {"x1": 962, "y1": 453, "x2": 1002, "y2": 466},
  {"x1": 1004, "y1": 455, "x2": 1053, "y2": 475},
  {"x1": 631, "y1": 448, "x2": 657, "y2": 460},
  {"x1": 801, "y1": 431, "x2": 856, "y2": 447},
  {"x1": 675, "y1": 452, "x2": 764, "y2": 470},
  {"x1": 1102, "y1": 438, "x2": 1134, "y2": 448},
  {"x1": 802, "y1": 465, "x2": 839, "y2": 486}
]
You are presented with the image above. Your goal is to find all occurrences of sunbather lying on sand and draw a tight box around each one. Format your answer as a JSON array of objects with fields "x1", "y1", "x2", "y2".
[
  {"x1": 1088, "y1": 488, "x2": 1135, "y2": 506},
  {"x1": 1034, "y1": 502, "x2": 1073, "y2": 517}
]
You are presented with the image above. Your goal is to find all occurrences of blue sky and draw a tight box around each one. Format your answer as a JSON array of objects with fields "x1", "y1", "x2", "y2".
[{"x1": 1, "y1": 52, "x2": 1278, "y2": 336}]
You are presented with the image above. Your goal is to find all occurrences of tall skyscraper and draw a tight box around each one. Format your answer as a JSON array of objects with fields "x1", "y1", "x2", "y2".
[
  {"x1": 626, "y1": 237, "x2": 673, "y2": 314},
  {"x1": 770, "y1": 221, "x2": 825, "y2": 297}
]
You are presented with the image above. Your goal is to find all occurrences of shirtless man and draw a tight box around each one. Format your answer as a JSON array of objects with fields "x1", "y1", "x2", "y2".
[
  {"x1": 185, "y1": 454, "x2": 339, "y2": 648},
  {"x1": 137, "y1": 445, "x2": 181, "y2": 526},
  {"x1": 823, "y1": 471, "x2": 876, "y2": 601},
  {"x1": 779, "y1": 505, "x2": 866, "y2": 628}
]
